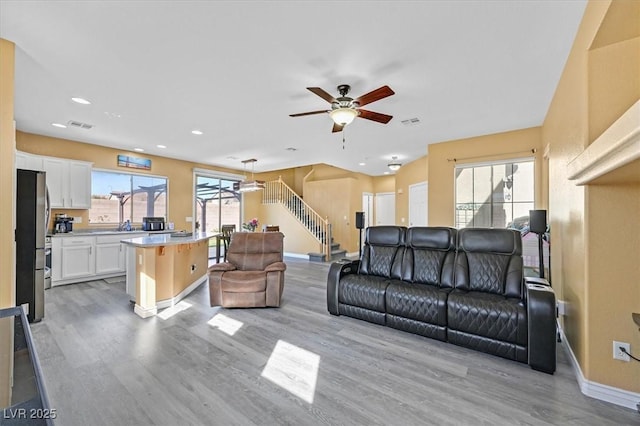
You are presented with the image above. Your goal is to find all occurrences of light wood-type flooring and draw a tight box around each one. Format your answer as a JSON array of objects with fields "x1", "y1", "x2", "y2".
[{"x1": 30, "y1": 258, "x2": 639, "y2": 425}]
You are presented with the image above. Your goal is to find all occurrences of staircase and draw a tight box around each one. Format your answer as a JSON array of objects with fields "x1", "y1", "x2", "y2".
[{"x1": 263, "y1": 178, "x2": 343, "y2": 261}]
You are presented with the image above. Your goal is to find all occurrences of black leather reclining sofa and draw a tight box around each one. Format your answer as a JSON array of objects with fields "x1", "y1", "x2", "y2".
[{"x1": 327, "y1": 226, "x2": 556, "y2": 374}]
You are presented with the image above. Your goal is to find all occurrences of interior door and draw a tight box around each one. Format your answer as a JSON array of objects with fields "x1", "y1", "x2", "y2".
[
  {"x1": 375, "y1": 192, "x2": 395, "y2": 225},
  {"x1": 409, "y1": 182, "x2": 428, "y2": 226},
  {"x1": 362, "y1": 192, "x2": 374, "y2": 228}
]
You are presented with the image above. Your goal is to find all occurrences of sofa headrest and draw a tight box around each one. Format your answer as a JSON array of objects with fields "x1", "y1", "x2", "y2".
[
  {"x1": 366, "y1": 226, "x2": 406, "y2": 246},
  {"x1": 229, "y1": 231, "x2": 284, "y2": 254},
  {"x1": 406, "y1": 227, "x2": 456, "y2": 250},
  {"x1": 458, "y1": 228, "x2": 522, "y2": 255}
]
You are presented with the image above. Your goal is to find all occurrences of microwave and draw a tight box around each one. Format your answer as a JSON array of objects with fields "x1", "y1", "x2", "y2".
[{"x1": 142, "y1": 217, "x2": 165, "y2": 231}]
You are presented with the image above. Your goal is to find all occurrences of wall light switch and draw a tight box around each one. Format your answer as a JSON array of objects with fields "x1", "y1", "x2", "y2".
[
  {"x1": 74, "y1": 216, "x2": 82, "y2": 224},
  {"x1": 186, "y1": 217, "x2": 193, "y2": 222}
]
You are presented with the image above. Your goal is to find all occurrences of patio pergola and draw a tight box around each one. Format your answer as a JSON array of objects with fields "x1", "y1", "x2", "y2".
[{"x1": 195, "y1": 182, "x2": 240, "y2": 231}]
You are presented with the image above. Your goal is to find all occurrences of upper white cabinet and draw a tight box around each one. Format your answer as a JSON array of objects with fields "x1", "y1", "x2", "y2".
[
  {"x1": 66, "y1": 160, "x2": 92, "y2": 208},
  {"x1": 42, "y1": 157, "x2": 66, "y2": 207},
  {"x1": 42, "y1": 157, "x2": 92, "y2": 209},
  {"x1": 15, "y1": 151, "x2": 44, "y2": 171},
  {"x1": 17, "y1": 151, "x2": 92, "y2": 209}
]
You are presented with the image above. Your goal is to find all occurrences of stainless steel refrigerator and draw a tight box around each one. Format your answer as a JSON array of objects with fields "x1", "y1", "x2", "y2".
[{"x1": 16, "y1": 169, "x2": 48, "y2": 323}]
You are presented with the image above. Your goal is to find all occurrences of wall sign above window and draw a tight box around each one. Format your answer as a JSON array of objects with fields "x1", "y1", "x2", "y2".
[{"x1": 117, "y1": 154, "x2": 151, "y2": 170}]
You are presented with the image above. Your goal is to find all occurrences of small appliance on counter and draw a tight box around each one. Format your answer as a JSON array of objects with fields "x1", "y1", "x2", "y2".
[
  {"x1": 54, "y1": 213, "x2": 73, "y2": 234},
  {"x1": 142, "y1": 217, "x2": 166, "y2": 231}
]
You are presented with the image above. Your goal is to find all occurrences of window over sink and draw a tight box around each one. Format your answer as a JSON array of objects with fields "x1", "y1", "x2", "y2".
[{"x1": 89, "y1": 169, "x2": 168, "y2": 225}]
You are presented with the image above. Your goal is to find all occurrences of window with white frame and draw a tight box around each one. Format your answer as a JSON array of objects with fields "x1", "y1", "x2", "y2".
[
  {"x1": 89, "y1": 170, "x2": 167, "y2": 225},
  {"x1": 455, "y1": 159, "x2": 534, "y2": 229}
]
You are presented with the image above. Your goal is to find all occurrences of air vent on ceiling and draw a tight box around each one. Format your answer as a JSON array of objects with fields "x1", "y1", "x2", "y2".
[
  {"x1": 67, "y1": 120, "x2": 94, "y2": 130},
  {"x1": 401, "y1": 117, "x2": 421, "y2": 126}
]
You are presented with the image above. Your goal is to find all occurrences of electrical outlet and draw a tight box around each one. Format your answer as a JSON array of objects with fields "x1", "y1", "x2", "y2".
[
  {"x1": 613, "y1": 341, "x2": 630, "y2": 361},
  {"x1": 557, "y1": 300, "x2": 567, "y2": 316}
]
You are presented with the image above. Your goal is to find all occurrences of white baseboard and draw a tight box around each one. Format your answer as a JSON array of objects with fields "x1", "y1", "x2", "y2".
[
  {"x1": 134, "y1": 304, "x2": 157, "y2": 318},
  {"x1": 284, "y1": 252, "x2": 310, "y2": 259},
  {"x1": 156, "y1": 274, "x2": 207, "y2": 310},
  {"x1": 560, "y1": 327, "x2": 640, "y2": 411}
]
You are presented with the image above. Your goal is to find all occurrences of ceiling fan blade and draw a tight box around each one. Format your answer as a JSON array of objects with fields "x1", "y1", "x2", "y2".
[
  {"x1": 332, "y1": 122, "x2": 344, "y2": 133},
  {"x1": 358, "y1": 109, "x2": 393, "y2": 124},
  {"x1": 307, "y1": 87, "x2": 336, "y2": 104},
  {"x1": 289, "y1": 110, "x2": 329, "y2": 117},
  {"x1": 355, "y1": 85, "x2": 395, "y2": 107}
]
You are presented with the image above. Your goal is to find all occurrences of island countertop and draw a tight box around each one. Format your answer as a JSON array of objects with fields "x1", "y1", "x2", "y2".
[{"x1": 120, "y1": 231, "x2": 216, "y2": 247}]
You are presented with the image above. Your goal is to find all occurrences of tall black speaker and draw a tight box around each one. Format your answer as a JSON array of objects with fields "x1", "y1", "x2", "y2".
[
  {"x1": 529, "y1": 209, "x2": 547, "y2": 279},
  {"x1": 355, "y1": 212, "x2": 365, "y2": 229},
  {"x1": 530, "y1": 210, "x2": 547, "y2": 234}
]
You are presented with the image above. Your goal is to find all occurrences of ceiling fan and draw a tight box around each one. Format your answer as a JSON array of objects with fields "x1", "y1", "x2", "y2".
[{"x1": 290, "y1": 84, "x2": 395, "y2": 133}]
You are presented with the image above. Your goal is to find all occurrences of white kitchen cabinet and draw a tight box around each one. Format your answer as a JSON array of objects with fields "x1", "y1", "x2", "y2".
[
  {"x1": 51, "y1": 232, "x2": 147, "y2": 286},
  {"x1": 42, "y1": 157, "x2": 92, "y2": 209},
  {"x1": 67, "y1": 161, "x2": 92, "y2": 208},
  {"x1": 60, "y1": 236, "x2": 95, "y2": 279},
  {"x1": 42, "y1": 157, "x2": 66, "y2": 207},
  {"x1": 95, "y1": 234, "x2": 126, "y2": 274},
  {"x1": 15, "y1": 151, "x2": 44, "y2": 171}
]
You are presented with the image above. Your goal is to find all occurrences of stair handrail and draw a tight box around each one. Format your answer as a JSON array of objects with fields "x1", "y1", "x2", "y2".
[{"x1": 263, "y1": 177, "x2": 331, "y2": 260}]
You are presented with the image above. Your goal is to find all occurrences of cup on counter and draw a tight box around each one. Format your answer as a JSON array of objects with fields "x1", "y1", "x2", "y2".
[{"x1": 167, "y1": 222, "x2": 175, "y2": 230}]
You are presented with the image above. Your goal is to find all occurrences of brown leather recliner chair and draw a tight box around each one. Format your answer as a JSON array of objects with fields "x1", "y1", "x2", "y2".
[{"x1": 208, "y1": 232, "x2": 286, "y2": 308}]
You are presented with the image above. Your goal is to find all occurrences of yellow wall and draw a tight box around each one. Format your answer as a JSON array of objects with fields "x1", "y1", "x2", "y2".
[
  {"x1": 0, "y1": 40, "x2": 15, "y2": 307},
  {"x1": 259, "y1": 203, "x2": 322, "y2": 254},
  {"x1": 372, "y1": 175, "x2": 395, "y2": 194},
  {"x1": 0, "y1": 37, "x2": 15, "y2": 408},
  {"x1": 543, "y1": 0, "x2": 640, "y2": 393},
  {"x1": 394, "y1": 155, "x2": 428, "y2": 226},
  {"x1": 16, "y1": 131, "x2": 244, "y2": 231},
  {"x1": 427, "y1": 127, "x2": 544, "y2": 226}
]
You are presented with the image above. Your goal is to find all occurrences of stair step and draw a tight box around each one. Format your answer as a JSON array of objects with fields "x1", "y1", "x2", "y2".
[
  {"x1": 308, "y1": 252, "x2": 326, "y2": 262},
  {"x1": 330, "y1": 249, "x2": 347, "y2": 261}
]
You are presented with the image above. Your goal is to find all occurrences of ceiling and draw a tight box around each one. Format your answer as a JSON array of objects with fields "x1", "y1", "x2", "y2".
[{"x1": 0, "y1": 1, "x2": 587, "y2": 176}]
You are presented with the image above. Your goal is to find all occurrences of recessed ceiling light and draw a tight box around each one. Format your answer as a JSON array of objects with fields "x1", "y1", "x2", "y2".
[
  {"x1": 134, "y1": 148, "x2": 144, "y2": 152},
  {"x1": 191, "y1": 130, "x2": 203, "y2": 135},
  {"x1": 384, "y1": 171, "x2": 390, "y2": 175},
  {"x1": 359, "y1": 162, "x2": 366, "y2": 166},
  {"x1": 51, "y1": 123, "x2": 67, "y2": 128},
  {"x1": 285, "y1": 147, "x2": 297, "y2": 152},
  {"x1": 157, "y1": 144, "x2": 166, "y2": 149},
  {"x1": 71, "y1": 97, "x2": 91, "y2": 105}
]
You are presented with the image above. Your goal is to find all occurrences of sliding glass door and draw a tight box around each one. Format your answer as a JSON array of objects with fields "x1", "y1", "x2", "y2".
[{"x1": 194, "y1": 172, "x2": 242, "y2": 234}]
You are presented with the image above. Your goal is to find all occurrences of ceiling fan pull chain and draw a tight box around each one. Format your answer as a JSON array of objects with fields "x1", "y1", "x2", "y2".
[{"x1": 342, "y1": 128, "x2": 346, "y2": 150}]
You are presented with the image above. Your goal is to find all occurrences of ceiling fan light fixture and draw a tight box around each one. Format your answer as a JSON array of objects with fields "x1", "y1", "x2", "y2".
[
  {"x1": 330, "y1": 107, "x2": 358, "y2": 126},
  {"x1": 388, "y1": 156, "x2": 402, "y2": 171}
]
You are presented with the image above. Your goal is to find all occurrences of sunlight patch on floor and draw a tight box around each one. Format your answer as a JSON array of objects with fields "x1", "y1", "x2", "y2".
[
  {"x1": 157, "y1": 301, "x2": 192, "y2": 320},
  {"x1": 261, "y1": 340, "x2": 320, "y2": 404},
  {"x1": 207, "y1": 313, "x2": 244, "y2": 335}
]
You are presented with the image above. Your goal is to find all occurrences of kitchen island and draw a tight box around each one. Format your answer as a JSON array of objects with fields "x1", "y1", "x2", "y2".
[{"x1": 121, "y1": 232, "x2": 215, "y2": 318}]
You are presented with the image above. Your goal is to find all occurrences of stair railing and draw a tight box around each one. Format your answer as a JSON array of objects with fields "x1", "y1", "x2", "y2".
[{"x1": 263, "y1": 177, "x2": 331, "y2": 260}]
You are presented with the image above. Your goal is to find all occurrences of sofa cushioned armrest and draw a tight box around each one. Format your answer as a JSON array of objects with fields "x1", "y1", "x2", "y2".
[
  {"x1": 265, "y1": 261, "x2": 287, "y2": 272},
  {"x1": 327, "y1": 260, "x2": 359, "y2": 315},
  {"x1": 526, "y1": 282, "x2": 556, "y2": 373},
  {"x1": 208, "y1": 262, "x2": 237, "y2": 272},
  {"x1": 525, "y1": 276, "x2": 551, "y2": 287}
]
